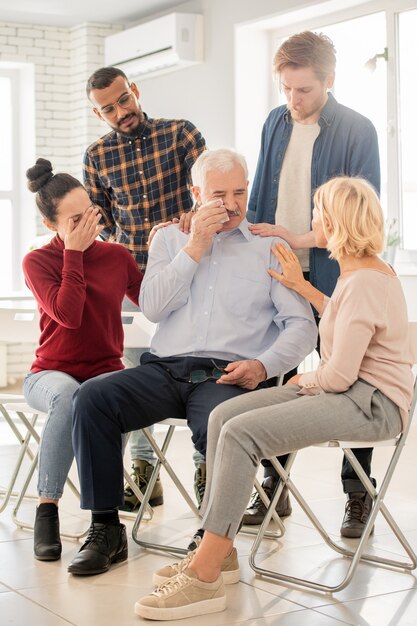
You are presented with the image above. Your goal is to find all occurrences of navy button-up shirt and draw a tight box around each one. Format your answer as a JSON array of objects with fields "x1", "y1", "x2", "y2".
[{"x1": 247, "y1": 93, "x2": 380, "y2": 297}]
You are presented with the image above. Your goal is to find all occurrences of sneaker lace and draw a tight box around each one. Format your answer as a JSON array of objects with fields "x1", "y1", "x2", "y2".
[
  {"x1": 124, "y1": 467, "x2": 147, "y2": 496},
  {"x1": 344, "y1": 497, "x2": 367, "y2": 523},
  {"x1": 195, "y1": 471, "x2": 206, "y2": 505},
  {"x1": 247, "y1": 490, "x2": 267, "y2": 511},
  {"x1": 170, "y1": 552, "x2": 195, "y2": 575},
  {"x1": 154, "y1": 572, "x2": 191, "y2": 596}
]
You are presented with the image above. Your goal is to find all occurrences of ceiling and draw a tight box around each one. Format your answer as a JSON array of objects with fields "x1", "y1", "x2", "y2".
[{"x1": 0, "y1": 0, "x2": 184, "y2": 27}]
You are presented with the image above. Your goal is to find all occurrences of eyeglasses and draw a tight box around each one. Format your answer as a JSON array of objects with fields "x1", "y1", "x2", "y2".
[
  {"x1": 166, "y1": 360, "x2": 228, "y2": 384},
  {"x1": 100, "y1": 90, "x2": 134, "y2": 116}
]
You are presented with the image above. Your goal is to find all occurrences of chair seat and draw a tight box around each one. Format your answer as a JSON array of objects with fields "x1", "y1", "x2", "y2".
[
  {"x1": 3, "y1": 402, "x2": 46, "y2": 416},
  {"x1": 158, "y1": 418, "x2": 188, "y2": 427},
  {"x1": 249, "y1": 321, "x2": 417, "y2": 593},
  {"x1": 315, "y1": 437, "x2": 399, "y2": 448}
]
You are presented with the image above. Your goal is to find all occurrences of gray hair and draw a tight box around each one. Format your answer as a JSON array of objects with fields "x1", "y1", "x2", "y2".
[{"x1": 191, "y1": 148, "x2": 248, "y2": 188}]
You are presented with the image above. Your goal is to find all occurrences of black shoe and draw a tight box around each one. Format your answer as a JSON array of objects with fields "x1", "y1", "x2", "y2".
[
  {"x1": 194, "y1": 463, "x2": 206, "y2": 507},
  {"x1": 67, "y1": 522, "x2": 128, "y2": 575},
  {"x1": 34, "y1": 503, "x2": 62, "y2": 561},
  {"x1": 242, "y1": 476, "x2": 292, "y2": 526},
  {"x1": 187, "y1": 528, "x2": 205, "y2": 551},
  {"x1": 120, "y1": 460, "x2": 164, "y2": 512},
  {"x1": 340, "y1": 491, "x2": 374, "y2": 538}
]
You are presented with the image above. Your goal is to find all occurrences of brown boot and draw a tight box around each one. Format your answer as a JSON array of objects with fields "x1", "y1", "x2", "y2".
[
  {"x1": 193, "y1": 463, "x2": 206, "y2": 507},
  {"x1": 120, "y1": 460, "x2": 164, "y2": 512},
  {"x1": 340, "y1": 491, "x2": 374, "y2": 538},
  {"x1": 242, "y1": 476, "x2": 292, "y2": 525}
]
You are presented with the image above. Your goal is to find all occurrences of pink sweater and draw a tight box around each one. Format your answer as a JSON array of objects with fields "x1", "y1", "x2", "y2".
[{"x1": 299, "y1": 269, "x2": 414, "y2": 427}]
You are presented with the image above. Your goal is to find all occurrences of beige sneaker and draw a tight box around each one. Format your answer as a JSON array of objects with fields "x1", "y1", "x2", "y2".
[
  {"x1": 135, "y1": 568, "x2": 226, "y2": 620},
  {"x1": 153, "y1": 547, "x2": 240, "y2": 586}
]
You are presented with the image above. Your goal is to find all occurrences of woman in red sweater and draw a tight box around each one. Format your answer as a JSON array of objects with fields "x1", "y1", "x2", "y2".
[{"x1": 23, "y1": 158, "x2": 142, "y2": 561}]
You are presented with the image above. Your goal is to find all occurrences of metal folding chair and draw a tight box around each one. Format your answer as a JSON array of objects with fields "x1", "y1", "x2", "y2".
[
  {"x1": 250, "y1": 321, "x2": 417, "y2": 592},
  {"x1": 0, "y1": 395, "x2": 40, "y2": 513},
  {"x1": 132, "y1": 418, "x2": 200, "y2": 556},
  {"x1": 2, "y1": 400, "x2": 147, "y2": 539}
]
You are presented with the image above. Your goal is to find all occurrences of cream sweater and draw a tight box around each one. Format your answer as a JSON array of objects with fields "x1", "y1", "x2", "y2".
[{"x1": 299, "y1": 269, "x2": 414, "y2": 427}]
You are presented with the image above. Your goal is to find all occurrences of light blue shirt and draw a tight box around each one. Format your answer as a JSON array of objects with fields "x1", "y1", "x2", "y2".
[{"x1": 139, "y1": 218, "x2": 317, "y2": 377}]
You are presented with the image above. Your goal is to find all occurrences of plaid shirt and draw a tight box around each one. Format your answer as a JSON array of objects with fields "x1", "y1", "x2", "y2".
[{"x1": 83, "y1": 113, "x2": 206, "y2": 271}]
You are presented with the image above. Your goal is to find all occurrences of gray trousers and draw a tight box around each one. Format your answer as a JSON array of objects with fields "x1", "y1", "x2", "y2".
[{"x1": 200, "y1": 381, "x2": 402, "y2": 539}]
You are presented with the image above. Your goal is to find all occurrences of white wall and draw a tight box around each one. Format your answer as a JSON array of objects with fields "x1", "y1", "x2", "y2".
[{"x1": 138, "y1": 0, "x2": 322, "y2": 152}]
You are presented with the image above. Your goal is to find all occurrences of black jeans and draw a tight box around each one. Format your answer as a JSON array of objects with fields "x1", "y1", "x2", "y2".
[
  {"x1": 262, "y1": 311, "x2": 374, "y2": 494},
  {"x1": 72, "y1": 354, "x2": 268, "y2": 510}
]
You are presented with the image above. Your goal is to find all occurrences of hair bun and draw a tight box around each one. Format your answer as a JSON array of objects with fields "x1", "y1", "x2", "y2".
[{"x1": 26, "y1": 158, "x2": 54, "y2": 193}]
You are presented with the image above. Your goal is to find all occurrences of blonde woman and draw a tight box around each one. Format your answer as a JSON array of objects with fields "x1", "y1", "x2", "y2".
[{"x1": 135, "y1": 176, "x2": 413, "y2": 621}]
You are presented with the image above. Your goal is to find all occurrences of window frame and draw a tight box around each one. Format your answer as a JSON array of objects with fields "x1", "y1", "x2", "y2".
[
  {"x1": 268, "y1": 0, "x2": 417, "y2": 265},
  {"x1": 0, "y1": 68, "x2": 19, "y2": 292},
  {"x1": 0, "y1": 63, "x2": 36, "y2": 294}
]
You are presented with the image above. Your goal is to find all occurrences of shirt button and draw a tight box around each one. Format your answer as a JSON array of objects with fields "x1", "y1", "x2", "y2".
[
  {"x1": 204, "y1": 311, "x2": 208, "y2": 315},
  {"x1": 137, "y1": 148, "x2": 141, "y2": 152},
  {"x1": 143, "y1": 194, "x2": 147, "y2": 199},
  {"x1": 142, "y1": 136, "x2": 146, "y2": 140},
  {"x1": 213, "y1": 261, "x2": 217, "y2": 265},
  {"x1": 139, "y1": 170, "x2": 143, "y2": 174},
  {"x1": 208, "y1": 286, "x2": 213, "y2": 290},
  {"x1": 144, "y1": 218, "x2": 149, "y2": 222}
]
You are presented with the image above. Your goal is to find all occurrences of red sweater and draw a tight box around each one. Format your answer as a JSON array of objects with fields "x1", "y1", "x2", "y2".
[{"x1": 23, "y1": 235, "x2": 143, "y2": 381}]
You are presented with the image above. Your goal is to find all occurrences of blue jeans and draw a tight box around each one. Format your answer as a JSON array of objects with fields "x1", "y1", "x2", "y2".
[{"x1": 23, "y1": 370, "x2": 114, "y2": 500}]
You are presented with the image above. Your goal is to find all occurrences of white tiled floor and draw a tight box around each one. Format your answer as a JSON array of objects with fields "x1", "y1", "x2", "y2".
[{"x1": 1, "y1": 415, "x2": 417, "y2": 625}]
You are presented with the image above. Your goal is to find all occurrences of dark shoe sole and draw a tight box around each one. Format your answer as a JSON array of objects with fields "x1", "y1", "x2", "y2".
[
  {"x1": 68, "y1": 548, "x2": 128, "y2": 576},
  {"x1": 340, "y1": 525, "x2": 375, "y2": 539},
  {"x1": 34, "y1": 552, "x2": 61, "y2": 561},
  {"x1": 242, "y1": 504, "x2": 292, "y2": 526}
]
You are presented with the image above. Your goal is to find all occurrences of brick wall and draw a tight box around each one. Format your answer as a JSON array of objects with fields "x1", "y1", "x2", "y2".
[
  {"x1": 0, "y1": 21, "x2": 121, "y2": 180},
  {"x1": 0, "y1": 20, "x2": 122, "y2": 385}
]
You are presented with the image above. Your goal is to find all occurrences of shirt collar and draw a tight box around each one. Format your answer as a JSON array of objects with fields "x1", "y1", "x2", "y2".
[{"x1": 215, "y1": 218, "x2": 251, "y2": 242}]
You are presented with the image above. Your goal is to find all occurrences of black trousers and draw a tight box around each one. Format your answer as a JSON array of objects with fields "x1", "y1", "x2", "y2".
[
  {"x1": 72, "y1": 354, "x2": 268, "y2": 510},
  {"x1": 262, "y1": 306, "x2": 374, "y2": 494}
]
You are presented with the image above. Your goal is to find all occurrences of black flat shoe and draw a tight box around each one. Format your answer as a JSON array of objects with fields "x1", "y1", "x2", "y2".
[
  {"x1": 34, "y1": 503, "x2": 62, "y2": 561},
  {"x1": 67, "y1": 522, "x2": 127, "y2": 575}
]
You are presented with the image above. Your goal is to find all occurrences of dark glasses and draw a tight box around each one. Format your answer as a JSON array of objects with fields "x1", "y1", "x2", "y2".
[{"x1": 166, "y1": 359, "x2": 228, "y2": 384}]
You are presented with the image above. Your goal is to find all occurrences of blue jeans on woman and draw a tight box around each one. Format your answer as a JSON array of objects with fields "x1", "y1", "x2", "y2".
[{"x1": 23, "y1": 370, "x2": 114, "y2": 500}]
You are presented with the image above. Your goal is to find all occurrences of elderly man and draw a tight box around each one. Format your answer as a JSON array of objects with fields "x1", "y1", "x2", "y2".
[{"x1": 68, "y1": 148, "x2": 317, "y2": 576}]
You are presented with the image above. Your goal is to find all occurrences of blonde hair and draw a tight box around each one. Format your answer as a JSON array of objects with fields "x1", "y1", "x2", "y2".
[
  {"x1": 191, "y1": 148, "x2": 248, "y2": 188},
  {"x1": 273, "y1": 31, "x2": 336, "y2": 81},
  {"x1": 314, "y1": 177, "x2": 384, "y2": 260}
]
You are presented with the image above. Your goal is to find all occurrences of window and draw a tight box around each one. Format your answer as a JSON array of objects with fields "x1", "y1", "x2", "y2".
[
  {"x1": 398, "y1": 8, "x2": 417, "y2": 250},
  {"x1": 236, "y1": 0, "x2": 417, "y2": 263},
  {"x1": 0, "y1": 64, "x2": 36, "y2": 295},
  {"x1": 0, "y1": 72, "x2": 14, "y2": 293}
]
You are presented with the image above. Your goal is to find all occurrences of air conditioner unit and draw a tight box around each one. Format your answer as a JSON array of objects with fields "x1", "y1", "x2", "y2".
[{"x1": 104, "y1": 13, "x2": 204, "y2": 80}]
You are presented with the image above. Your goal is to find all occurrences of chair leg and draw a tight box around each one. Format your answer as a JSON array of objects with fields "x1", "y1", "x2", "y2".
[
  {"x1": 132, "y1": 425, "x2": 200, "y2": 556},
  {"x1": 119, "y1": 468, "x2": 154, "y2": 522},
  {"x1": 0, "y1": 407, "x2": 39, "y2": 513},
  {"x1": 9, "y1": 410, "x2": 89, "y2": 541},
  {"x1": 250, "y1": 446, "x2": 417, "y2": 593}
]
